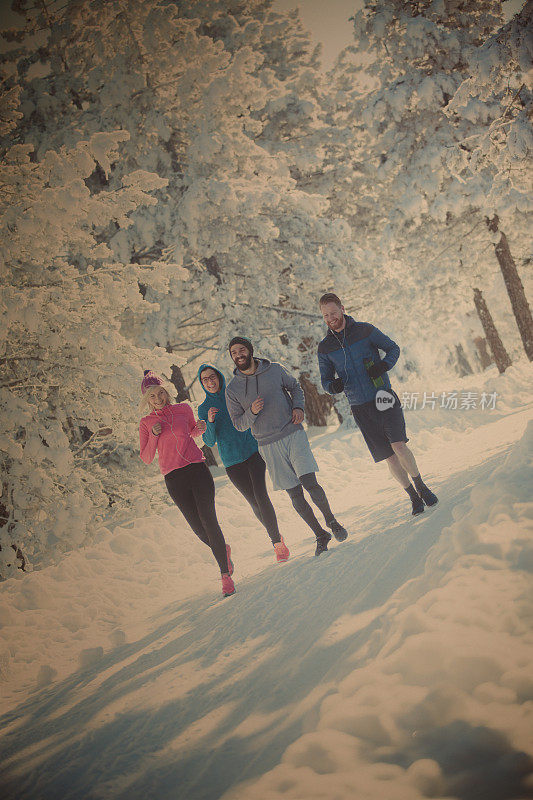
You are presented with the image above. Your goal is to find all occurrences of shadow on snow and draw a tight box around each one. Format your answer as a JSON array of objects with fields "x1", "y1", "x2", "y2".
[{"x1": 1, "y1": 446, "x2": 531, "y2": 800}]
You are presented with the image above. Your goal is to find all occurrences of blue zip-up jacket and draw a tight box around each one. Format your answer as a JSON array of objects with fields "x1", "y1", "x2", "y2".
[
  {"x1": 318, "y1": 315, "x2": 400, "y2": 406},
  {"x1": 197, "y1": 364, "x2": 258, "y2": 468}
]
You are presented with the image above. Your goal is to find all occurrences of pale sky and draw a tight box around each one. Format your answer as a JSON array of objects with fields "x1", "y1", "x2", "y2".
[{"x1": 273, "y1": 0, "x2": 362, "y2": 68}]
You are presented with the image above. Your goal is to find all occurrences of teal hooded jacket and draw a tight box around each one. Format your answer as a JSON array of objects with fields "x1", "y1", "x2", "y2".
[{"x1": 197, "y1": 364, "x2": 258, "y2": 468}]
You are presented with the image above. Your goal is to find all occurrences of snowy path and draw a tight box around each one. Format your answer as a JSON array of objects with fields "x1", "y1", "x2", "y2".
[{"x1": 1, "y1": 405, "x2": 532, "y2": 800}]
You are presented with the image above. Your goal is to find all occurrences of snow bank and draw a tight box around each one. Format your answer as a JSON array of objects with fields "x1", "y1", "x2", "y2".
[
  {"x1": 0, "y1": 512, "x2": 223, "y2": 707},
  {"x1": 224, "y1": 420, "x2": 533, "y2": 800},
  {"x1": 399, "y1": 361, "x2": 533, "y2": 441}
]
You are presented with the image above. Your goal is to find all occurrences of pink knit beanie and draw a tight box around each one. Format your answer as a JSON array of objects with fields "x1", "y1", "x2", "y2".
[{"x1": 141, "y1": 370, "x2": 164, "y2": 394}]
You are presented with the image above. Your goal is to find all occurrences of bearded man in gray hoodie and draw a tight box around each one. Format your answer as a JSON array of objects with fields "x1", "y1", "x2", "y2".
[{"x1": 225, "y1": 336, "x2": 347, "y2": 555}]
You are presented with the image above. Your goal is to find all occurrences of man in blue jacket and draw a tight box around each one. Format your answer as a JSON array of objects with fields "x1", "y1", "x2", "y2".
[{"x1": 317, "y1": 293, "x2": 438, "y2": 516}]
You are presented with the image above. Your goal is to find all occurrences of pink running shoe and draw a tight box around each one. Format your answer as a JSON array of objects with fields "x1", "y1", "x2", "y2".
[
  {"x1": 273, "y1": 537, "x2": 290, "y2": 563},
  {"x1": 226, "y1": 543, "x2": 234, "y2": 576},
  {"x1": 221, "y1": 572, "x2": 235, "y2": 597}
]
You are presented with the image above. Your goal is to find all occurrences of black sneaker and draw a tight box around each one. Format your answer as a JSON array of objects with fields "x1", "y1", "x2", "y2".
[
  {"x1": 411, "y1": 495, "x2": 425, "y2": 516},
  {"x1": 328, "y1": 519, "x2": 348, "y2": 542},
  {"x1": 418, "y1": 485, "x2": 438, "y2": 507},
  {"x1": 315, "y1": 530, "x2": 332, "y2": 556}
]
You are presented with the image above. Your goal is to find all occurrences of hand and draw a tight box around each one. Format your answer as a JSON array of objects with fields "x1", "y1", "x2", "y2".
[
  {"x1": 251, "y1": 397, "x2": 264, "y2": 415},
  {"x1": 151, "y1": 422, "x2": 162, "y2": 435},
  {"x1": 330, "y1": 377, "x2": 344, "y2": 393},
  {"x1": 367, "y1": 360, "x2": 388, "y2": 379},
  {"x1": 208, "y1": 407, "x2": 219, "y2": 423},
  {"x1": 196, "y1": 419, "x2": 207, "y2": 434},
  {"x1": 292, "y1": 408, "x2": 304, "y2": 424}
]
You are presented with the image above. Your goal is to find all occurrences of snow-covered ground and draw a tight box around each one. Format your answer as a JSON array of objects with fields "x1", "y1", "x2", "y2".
[{"x1": 1, "y1": 365, "x2": 532, "y2": 800}]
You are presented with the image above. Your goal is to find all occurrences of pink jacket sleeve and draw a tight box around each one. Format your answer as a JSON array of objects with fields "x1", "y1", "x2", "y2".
[
  {"x1": 186, "y1": 404, "x2": 204, "y2": 438},
  {"x1": 139, "y1": 418, "x2": 158, "y2": 464}
]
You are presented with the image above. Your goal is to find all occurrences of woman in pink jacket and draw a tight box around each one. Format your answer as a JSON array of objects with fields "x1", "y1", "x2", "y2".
[{"x1": 139, "y1": 370, "x2": 235, "y2": 597}]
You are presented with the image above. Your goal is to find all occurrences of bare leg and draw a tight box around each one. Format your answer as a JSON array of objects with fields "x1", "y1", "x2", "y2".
[
  {"x1": 385, "y1": 453, "x2": 411, "y2": 488},
  {"x1": 390, "y1": 441, "x2": 420, "y2": 478},
  {"x1": 390, "y1": 443, "x2": 438, "y2": 508}
]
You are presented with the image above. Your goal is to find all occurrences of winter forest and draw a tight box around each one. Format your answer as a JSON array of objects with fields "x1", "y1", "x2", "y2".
[{"x1": 1, "y1": 0, "x2": 533, "y2": 799}]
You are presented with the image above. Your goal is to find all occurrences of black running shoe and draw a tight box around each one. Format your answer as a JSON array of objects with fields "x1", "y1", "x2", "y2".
[
  {"x1": 418, "y1": 485, "x2": 438, "y2": 506},
  {"x1": 411, "y1": 495, "x2": 425, "y2": 516},
  {"x1": 315, "y1": 530, "x2": 332, "y2": 556},
  {"x1": 328, "y1": 519, "x2": 348, "y2": 541}
]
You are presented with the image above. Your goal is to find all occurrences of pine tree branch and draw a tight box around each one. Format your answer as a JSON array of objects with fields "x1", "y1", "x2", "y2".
[
  {"x1": 448, "y1": 84, "x2": 526, "y2": 149},
  {"x1": 0, "y1": 355, "x2": 45, "y2": 366},
  {"x1": 501, "y1": 83, "x2": 525, "y2": 119},
  {"x1": 131, "y1": 75, "x2": 186, "y2": 100},
  {"x1": 234, "y1": 301, "x2": 320, "y2": 319},
  {"x1": 168, "y1": 342, "x2": 219, "y2": 352},
  {"x1": 181, "y1": 347, "x2": 218, "y2": 366},
  {"x1": 72, "y1": 428, "x2": 113, "y2": 457},
  {"x1": 176, "y1": 315, "x2": 224, "y2": 330},
  {"x1": 167, "y1": 329, "x2": 219, "y2": 349},
  {"x1": 424, "y1": 220, "x2": 484, "y2": 265},
  {"x1": 0, "y1": 378, "x2": 46, "y2": 388},
  {"x1": 185, "y1": 375, "x2": 199, "y2": 393},
  {"x1": 171, "y1": 310, "x2": 202, "y2": 328}
]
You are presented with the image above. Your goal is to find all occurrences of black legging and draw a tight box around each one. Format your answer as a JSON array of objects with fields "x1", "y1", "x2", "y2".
[
  {"x1": 164, "y1": 462, "x2": 229, "y2": 574},
  {"x1": 286, "y1": 472, "x2": 334, "y2": 535},
  {"x1": 225, "y1": 452, "x2": 281, "y2": 544}
]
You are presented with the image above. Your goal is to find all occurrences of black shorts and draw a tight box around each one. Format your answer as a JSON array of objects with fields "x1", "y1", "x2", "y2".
[{"x1": 350, "y1": 390, "x2": 408, "y2": 462}]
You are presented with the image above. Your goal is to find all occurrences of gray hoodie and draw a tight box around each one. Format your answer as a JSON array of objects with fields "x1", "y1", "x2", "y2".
[{"x1": 225, "y1": 358, "x2": 305, "y2": 446}]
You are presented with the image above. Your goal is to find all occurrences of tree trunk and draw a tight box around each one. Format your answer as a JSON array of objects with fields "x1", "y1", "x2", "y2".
[
  {"x1": 473, "y1": 288, "x2": 512, "y2": 373},
  {"x1": 169, "y1": 363, "x2": 190, "y2": 401},
  {"x1": 473, "y1": 336, "x2": 493, "y2": 370},
  {"x1": 202, "y1": 255, "x2": 222, "y2": 285},
  {"x1": 299, "y1": 373, "x2": 340, "y2": 426},
  {"x1": 455, "y1": 343, "x2": 473, "y2": 377},
  {"x1": 486, "y1": 215, "x2": 533, "y2": 360}
]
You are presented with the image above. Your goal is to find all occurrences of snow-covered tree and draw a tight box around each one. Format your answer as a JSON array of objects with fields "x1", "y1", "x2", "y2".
[
  {"x1": 0, "y1": 95, "x2": 175, "y2": 577},
  {"x1": 445, "y1": 1, "x2": 533, "y2": 360},
  {"x1": 3, "y1": 0, "x2": 358, "y2": 414},
  {"x1": 323, "y1": 0, "x2": 531, "y2": 374}
]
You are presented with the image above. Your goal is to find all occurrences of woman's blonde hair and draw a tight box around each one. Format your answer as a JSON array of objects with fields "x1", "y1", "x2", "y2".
[{"x1": 139, "y1": 384, "x2": 174, "y2": 414}]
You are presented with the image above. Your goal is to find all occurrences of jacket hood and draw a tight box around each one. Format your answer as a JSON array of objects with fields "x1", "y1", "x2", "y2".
[
  {"x1": 197, "y1": 363, "x2": 226, "y2": 398},
  {"x1": 231, "y1": 357, "x2": 271, "y2": 378},
  {"x1": 231, "y1": 357, "x2": 271, "y2": 397}
]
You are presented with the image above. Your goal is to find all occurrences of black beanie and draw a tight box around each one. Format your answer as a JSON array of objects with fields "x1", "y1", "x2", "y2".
[{"x1": 228, "y1": 336, "x2": 253, "y2": 356}]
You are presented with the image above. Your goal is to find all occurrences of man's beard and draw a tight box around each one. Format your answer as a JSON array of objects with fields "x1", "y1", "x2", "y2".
[
  {"x1": 328, "y1": 318, "x2": 343, "y2": 331},
  {"x1": 234, "y1": 352, "x2": 253, "y2": 371}
]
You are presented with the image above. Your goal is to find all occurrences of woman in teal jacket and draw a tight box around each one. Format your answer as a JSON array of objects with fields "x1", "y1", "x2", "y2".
[{"x1": 197, "y1": 364, "x2": 289, "y2": 562}]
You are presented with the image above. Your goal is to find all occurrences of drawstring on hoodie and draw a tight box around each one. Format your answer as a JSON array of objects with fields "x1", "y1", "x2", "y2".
[{"x1": 243, "y1": 374, "x2": 259, "y2": 397}]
